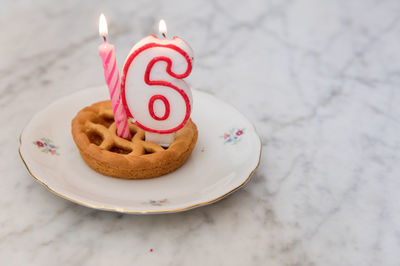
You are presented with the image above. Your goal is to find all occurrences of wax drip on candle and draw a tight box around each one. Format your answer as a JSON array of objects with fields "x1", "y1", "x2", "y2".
[{"x1": 159, "y1": 19, "x2": 167, "y2": 39}]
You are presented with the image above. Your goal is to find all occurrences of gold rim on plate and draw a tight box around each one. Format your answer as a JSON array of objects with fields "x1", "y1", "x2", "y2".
[{"x1": 19, "y1": 133, "x2": 262, "y2": 214}]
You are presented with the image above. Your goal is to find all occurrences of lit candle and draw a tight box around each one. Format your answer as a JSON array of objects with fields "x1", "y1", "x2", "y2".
[
  {"x1": 121, "y1": 20, "x2": 194, "y2": 147},
  {"x1": 98, "y1": 14, "x2": 131, "y2": 139}
]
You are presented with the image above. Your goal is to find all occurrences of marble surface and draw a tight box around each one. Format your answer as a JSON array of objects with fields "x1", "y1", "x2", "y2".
[{"x1": 2, "y1": 0, "x2": 400, "y2": 265}]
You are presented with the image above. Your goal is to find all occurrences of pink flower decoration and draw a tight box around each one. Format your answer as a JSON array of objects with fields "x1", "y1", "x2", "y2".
[
  {"x1": 236, "y1": 130, "x2": 243, "y2": 136},
  {"x1": 36, "y1": 141, "x2": 44, "y2": 147},
  {"x1": 224, "y1": 133, "x2": 230, "y2": 139},
  {"x1": 49, "y1": 149, "x2": 56, "y2": 155}
]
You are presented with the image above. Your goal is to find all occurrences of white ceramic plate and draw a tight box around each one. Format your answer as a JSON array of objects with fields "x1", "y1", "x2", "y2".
[{"x1": 19, "y1": 86, "x2": 261, "y2": 214}]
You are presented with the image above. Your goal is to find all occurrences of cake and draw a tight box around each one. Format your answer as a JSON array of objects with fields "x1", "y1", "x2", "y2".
[{"x1": 71, "y1": 100, "x2": 198, "y2": 179}]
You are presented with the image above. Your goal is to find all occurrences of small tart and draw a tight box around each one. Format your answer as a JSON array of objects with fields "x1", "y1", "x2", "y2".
[{"x1": 71, "y1": 100, "x2": 198, "y2": 179}]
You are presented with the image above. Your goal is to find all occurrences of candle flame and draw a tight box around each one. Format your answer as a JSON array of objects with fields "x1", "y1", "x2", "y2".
[
  {"x1": 99, "y1": 13, "x2": 108, "y2": 38},
  {"x1": 159, "y1": 19, "x2": 167, "y2": 38}
]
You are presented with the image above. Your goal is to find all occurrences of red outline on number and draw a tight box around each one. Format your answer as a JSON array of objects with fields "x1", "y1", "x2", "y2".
[
  {"x1": 148, "y1": 94, "x2": 170, "y2": 121},
  {"x1": 121, "y1": 41, "x2": 192, "y2": 134}
]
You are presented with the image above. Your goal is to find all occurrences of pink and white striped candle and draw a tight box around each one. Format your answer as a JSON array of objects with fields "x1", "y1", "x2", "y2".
[{"x1": 98, "y1": 14, "x2": 131, "y2": 139}]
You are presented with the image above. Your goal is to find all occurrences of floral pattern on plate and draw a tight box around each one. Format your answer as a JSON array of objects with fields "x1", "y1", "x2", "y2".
[
  {"x1": 33, "y1": 137, "x2": 59, "y2": 155},
  {"x1": 147, "y1": 199, "x2": 168, "y2": 206},
  {"x1": 222, "y1": 128, "x2": 245, "y2": 144}
]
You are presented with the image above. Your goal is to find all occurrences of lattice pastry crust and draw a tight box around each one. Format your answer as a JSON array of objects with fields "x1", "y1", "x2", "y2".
[{"x1": 71, "y1": 101, "x2": 198, "y2": 179}]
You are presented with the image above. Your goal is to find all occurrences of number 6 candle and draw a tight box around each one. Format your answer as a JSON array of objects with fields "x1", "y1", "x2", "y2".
[
  {"x1": 121, "y1": 20, "x2": 194, "y2": 147},
  {"x1": 98, "y1": 14, "x2": 131, "y2": 139}
]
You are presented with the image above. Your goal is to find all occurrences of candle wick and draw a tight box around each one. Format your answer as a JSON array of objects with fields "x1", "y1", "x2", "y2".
[
  {"x1": 103, "y1": 35, "x2": 107, "y2": 42},
  {"x1": 162, "y1": 32, "x2": 166, "y2": 39}
]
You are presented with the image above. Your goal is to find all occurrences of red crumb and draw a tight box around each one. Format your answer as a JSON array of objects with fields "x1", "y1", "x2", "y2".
[{"x1": 150, "y1": 249, "x2": 153, "y2": 252}]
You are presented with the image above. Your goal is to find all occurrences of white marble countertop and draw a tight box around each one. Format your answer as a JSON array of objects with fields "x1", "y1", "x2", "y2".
[{"x1": 2, "y1": 0, "x2": 400, "y2": 265}]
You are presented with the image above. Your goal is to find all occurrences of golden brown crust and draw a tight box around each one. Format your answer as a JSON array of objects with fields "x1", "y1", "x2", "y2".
[{"x1": 71, "y1": 100, "x2": 198, "y2": 179}]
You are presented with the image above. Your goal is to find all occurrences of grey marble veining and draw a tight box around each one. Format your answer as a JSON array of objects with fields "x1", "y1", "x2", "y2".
[{"x1": 1, "y1": 0, "x2": 400, "y2": 265}]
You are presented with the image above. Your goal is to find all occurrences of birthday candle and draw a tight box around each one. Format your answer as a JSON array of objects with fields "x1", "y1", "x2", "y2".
[
  {"x1": 121, "y1": 20, "x2": 194, "y2": 146},
  {"x1": 98, "y1": 14, "x2": 131, "y2": 139}
]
